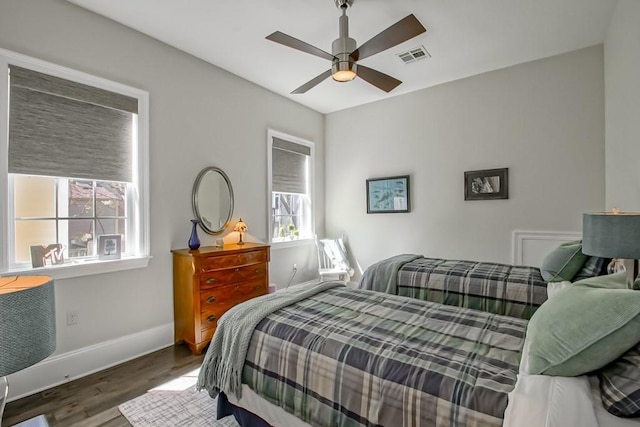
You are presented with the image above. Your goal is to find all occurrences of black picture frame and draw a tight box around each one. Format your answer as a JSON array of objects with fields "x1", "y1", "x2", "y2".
[
  {"x1": 366, "y1": 175, "x2": 411, "y2": 214},
  {"x1": 464, "y1": 168, "x2": 509, "y2": 201}
]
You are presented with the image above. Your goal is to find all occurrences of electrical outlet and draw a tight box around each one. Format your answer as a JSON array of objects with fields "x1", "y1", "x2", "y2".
[
  {"x1": 66, "y1": 310, "x2": 79, "y2": 326},
  {"x1": 292, "y1": 263, "x2": 298, "y2": 271}
]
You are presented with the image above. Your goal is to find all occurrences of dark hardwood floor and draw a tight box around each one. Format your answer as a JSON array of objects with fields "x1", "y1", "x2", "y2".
[{"x1": 3, "y1": 344, "x2": 204, "y2": 427}]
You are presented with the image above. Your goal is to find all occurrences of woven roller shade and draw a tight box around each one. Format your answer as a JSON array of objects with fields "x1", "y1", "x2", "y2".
[
  {"x1": 272, "y1": 137, "x2": 310, "y2": 194},
  {"x1": 10, "y1": 65, "x2": 138, "y2": 113},
  {"x1": 8, "y1": 65, "x2": 137, "y2": 183}
]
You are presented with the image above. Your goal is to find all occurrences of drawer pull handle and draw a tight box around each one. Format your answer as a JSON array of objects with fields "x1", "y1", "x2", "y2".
[
  {"x1": 207, "y1": 315, "x2": 216, "y2": 323},
  {"x1": 254, "y1": 284, "x2": 262, "y2": 291},
  {"x1": 206, "y1": 296, "x2": 216, "y2": 304},
  {"x1": 206, "y1": 277, "x2": 216, "y2": 284},
  {"x1": 255, "y1": 269, "x2": 263, "y2": 275}
]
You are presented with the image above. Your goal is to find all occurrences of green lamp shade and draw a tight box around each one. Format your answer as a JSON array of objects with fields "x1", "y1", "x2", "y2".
[
  {"x1": 0, "y1": 276, "x2": 56, "y2": 377},
  {"x1": 583, "y1": 213, "x2": 640, "y2": 259}
]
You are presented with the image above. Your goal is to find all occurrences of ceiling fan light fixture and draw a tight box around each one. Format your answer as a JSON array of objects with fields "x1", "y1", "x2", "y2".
[
  {"x1": 332, "y1": 60, "x2": 357, "y2": 82},
  {"x1": 333, "y1": 71, "x2": 356, "y2": 82},
  {"x1": 332, "y1": 70, "x2": 356, "y2": 82}
]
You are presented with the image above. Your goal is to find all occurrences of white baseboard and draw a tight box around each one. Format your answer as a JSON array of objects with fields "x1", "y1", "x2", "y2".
[{"x1": 7, "y1": 322, "x2": 174, "y2": 402}]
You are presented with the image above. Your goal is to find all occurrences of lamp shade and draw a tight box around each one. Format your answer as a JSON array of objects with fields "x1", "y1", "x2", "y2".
[
  {"x1": 0, "y1": 276, "x2": 56, "y2": 377},
  {"x1": 583, "y1": 212, "x2": 640, "y2": 259},
  {"x1": 233, "y1": 219, "x2": 247, "y2": 233}
]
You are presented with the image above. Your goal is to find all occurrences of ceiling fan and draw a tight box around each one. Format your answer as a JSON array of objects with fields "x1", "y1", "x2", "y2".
[{"x1": 266, "y1": 0, "x2": 427, "y2": 94}]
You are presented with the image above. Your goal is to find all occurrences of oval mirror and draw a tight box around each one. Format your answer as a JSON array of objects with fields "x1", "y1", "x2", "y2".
[{"x1": 192, "y1": 167, "x2": 234, "y2": 234}]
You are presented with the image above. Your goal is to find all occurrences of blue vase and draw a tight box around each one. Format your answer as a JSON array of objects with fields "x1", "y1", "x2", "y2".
[{"x1": 188, "y1": 219, "x2": 201, "y2": 250}]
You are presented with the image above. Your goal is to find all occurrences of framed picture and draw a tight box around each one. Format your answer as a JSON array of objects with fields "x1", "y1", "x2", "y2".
[
  {"x1": 30, "y1": 243, "x2": 65, "y2": 268},
  {"x1": 464, "y1": 168, "x2": 509, "y2": 200},
  {"x1": 366, "y1": 175, "x2": 411, "y2": 213},
  {"x1": 98, "y1": 234, "x2": 122, "y2": 260}
]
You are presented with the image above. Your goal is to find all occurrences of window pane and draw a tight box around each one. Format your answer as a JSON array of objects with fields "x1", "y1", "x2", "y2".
[
  {"x1": 66, "y1": 219, "x2": 94, "y2": 258},
  {"x1": 14, "y1": 219, "x2": 57, "y2": 263},
  {"x1": 14, "y1": 175, "x2": 56, "y2": 218},
  {"x1": 69, "y1": 180, "x2": 94, "y2": 217},
  {"x1": 96, "y1": 181, "x2": 126, "y2": 216},
  {"x1": 272, "y1": 192, "x2": 310, "y2": 242}
]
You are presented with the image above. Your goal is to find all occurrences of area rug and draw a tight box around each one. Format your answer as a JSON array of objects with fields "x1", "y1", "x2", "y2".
[{"x1": 118, "y1": 368, "x2": 239, "y2": 427}]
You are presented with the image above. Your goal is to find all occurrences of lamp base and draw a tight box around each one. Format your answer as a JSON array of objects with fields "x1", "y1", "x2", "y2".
[
  {"x1": 0, "y1": 377, "x2": 49, "y2": 427},
  {"x1": 0, "y1": 376, "x2": 6, "y2": 427},
  {"x1": 607, "y1": 258, "x2": 626, "y2": 275},
  {"x1": 621, "y1": 259, "x2": 639, "y2": 290}
]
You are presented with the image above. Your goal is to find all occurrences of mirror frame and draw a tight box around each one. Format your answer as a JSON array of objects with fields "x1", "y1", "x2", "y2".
[{"x1": 192, "y1": 166, "x2": 234, "y2": 235}]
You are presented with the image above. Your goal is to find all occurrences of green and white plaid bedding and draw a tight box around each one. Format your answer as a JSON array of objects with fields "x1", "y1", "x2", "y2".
[
  {"x1": 391, "y1": 257, "x2": 548, "y2": 320},
  {"x1": 241, "y1": 287, "x2": 527, "y2": 427}
]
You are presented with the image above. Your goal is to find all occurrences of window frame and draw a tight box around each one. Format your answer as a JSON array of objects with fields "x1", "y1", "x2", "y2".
[
  {"x1": 0, "y1": 48, "x2": 151, "y2": 280},
  {"x1": 267, "y1": 129, "x2": 315, "y2": 248}
]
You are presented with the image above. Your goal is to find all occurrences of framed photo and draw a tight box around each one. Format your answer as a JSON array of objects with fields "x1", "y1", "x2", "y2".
[
  {"x1": 464, "y1": 168, "x2": 509, "y2": 201},
  {"x1": 366, "y1": 175, "x2": 411, "y2": 213},
  {"x1": 30, "y1": 243, "x2": 64, "y2": 268},
  {"x1": 98, "y1": 234, "x2": 122, "y2": 260}
]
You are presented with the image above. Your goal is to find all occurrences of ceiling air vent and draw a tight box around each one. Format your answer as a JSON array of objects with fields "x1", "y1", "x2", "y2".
[{"x1": 397, "y1": 46, "x2": 431, "y2": 64}]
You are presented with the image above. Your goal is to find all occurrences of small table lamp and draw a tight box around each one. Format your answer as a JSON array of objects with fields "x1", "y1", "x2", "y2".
[
  {"x1": 583, "y1": 212, "x2": 640, "y2": 289},
  {"x1": 233, "y1": 218, "x2": 247, "y2": 245},
  {"x1": 0, "y1": 276, "x2": 56, "y2": 426}
]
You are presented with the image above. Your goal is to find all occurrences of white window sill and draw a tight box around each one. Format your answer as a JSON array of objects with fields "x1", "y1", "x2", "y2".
[
  {"x1": 270, "y1": 238, "x2": 315, "y2": 250},
  {"x1": 3, "y1": 256, "x2": 152, "y2": 280}
]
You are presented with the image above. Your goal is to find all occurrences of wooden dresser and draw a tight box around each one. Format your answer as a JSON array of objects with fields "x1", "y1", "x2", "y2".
[{"x1": 171, "y1": 242, "x2": 270, "y2": 354}]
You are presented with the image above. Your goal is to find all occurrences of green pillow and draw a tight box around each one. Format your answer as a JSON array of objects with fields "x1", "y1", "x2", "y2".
[
  {"x1": 540, "y1": 240, "x2": 587, "y2": 282},
  {"x1": 572, "y1": 272, "x2": 627, "y2": 290},
  {"x1": 526, "y1": 274, "x2": 640, "y2": 376}
]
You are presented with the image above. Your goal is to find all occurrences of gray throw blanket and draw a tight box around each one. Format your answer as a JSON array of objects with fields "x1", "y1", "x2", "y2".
[
  {"x1": 196, "y1": 280, "x2": 345, "y2": 399},
  {"x1": 359, "y1": 254, "x2": 422, "y2": 294}
]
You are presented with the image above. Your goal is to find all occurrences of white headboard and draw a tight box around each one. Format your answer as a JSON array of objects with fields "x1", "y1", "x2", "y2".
[{"x1": 512, "y1": 230, "x2": 582, "y2": 267}]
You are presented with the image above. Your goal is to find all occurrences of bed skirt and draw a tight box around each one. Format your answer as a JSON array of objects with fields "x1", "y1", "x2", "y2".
[{"x1": 218, "y1": 392, "x2": 271, "y2": 427}]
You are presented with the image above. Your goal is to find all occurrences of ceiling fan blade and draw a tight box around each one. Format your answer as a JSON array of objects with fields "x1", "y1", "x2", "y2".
[
  {"x1": 356, "y1": 65, "x2": 402, "y2": 93},
  {"x1": 266, "y1": 31, "x2": 335, "y2": 61},
  {"x1": 350, "y1": 14, "x2": 426, "y2": 61},
  {"x1": 291, "y1": 69, "x2": 333, "y2": 94}
]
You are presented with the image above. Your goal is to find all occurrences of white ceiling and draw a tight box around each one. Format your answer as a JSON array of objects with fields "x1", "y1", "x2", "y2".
[{"x1": 67, "y1": 0, "x2": 617, "y2": 114}]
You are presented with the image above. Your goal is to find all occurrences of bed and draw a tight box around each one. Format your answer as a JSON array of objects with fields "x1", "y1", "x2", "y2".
[
  {"x1": 198, "y1": 281, "x2": 528, "y2": 427},
  {"x1": 358, "y1": 253, "x2": 608, "y2": 320},
  {"x1": 198, "y1": 273, "x2": 640, "y2": 427}
]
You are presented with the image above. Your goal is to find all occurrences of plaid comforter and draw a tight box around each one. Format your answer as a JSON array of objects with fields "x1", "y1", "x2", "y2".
[
  {"x1": 360, "y1": 256, "x2": 547, "y2": 320},
  {"x1": 241, "y1": 287, "x2": 527, "y2": 427}
]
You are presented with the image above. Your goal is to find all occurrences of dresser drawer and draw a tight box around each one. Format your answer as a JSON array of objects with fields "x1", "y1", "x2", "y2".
[
  {"x1": 200, "y1": 250, "x2": 267, "y2": 272},
  {"x1": 200, "y1": 279, "x2": 266, "y2": 330},
  {"x1": 200, "y1": 263, "x2": 267, "y2": 288}
]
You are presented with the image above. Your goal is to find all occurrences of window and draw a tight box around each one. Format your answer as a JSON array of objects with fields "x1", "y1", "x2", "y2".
[
  {"x1": 12, "y1": 177, "x2": 128, "y2": 262},
  {"x1": 267, "y1": 130, "x2": 314, "y2": 244},
  {"x1": 0, "y1": 48, "x2": 150, "y2": 278}
]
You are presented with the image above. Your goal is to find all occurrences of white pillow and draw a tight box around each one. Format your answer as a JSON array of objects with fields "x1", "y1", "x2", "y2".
[{"x1": 546, "y1": 280, "x2": 572, "y2": 299}]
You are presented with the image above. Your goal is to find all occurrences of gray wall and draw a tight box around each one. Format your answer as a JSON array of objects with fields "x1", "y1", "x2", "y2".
[
  {"x1": 0, "y1": 0, "x2": 323, "y2": 398},
  {"x1": 604, "y1": 0, "x2": 640, "y2": 211},
  {"x1": 325, "y1": 46, "x2": 605, "y2": 273}
]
